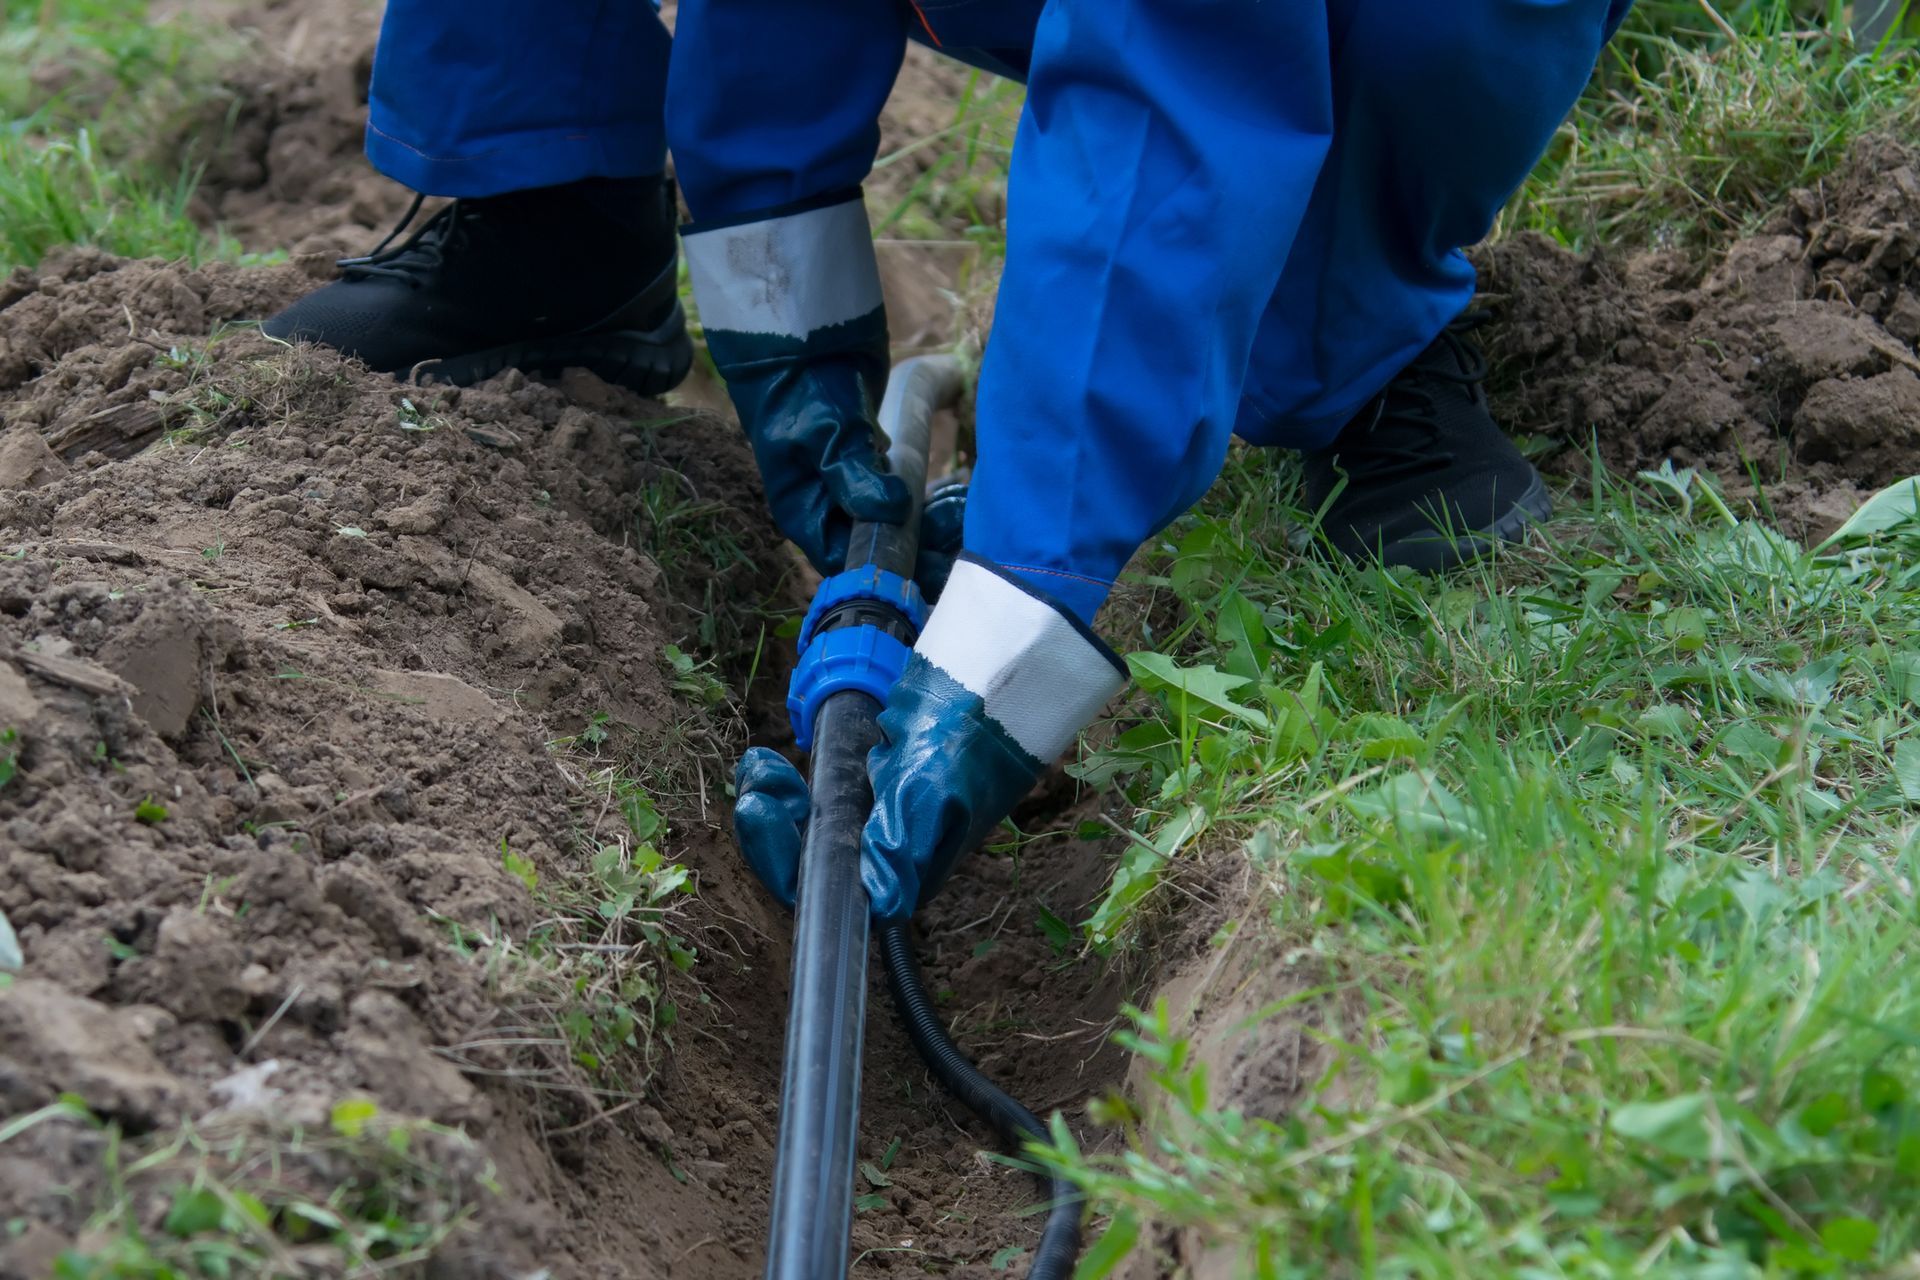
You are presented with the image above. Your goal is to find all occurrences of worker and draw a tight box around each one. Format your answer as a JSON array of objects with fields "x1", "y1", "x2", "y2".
[
  {"x1": 709, "y1": 0, "x2": 1635, "y2": 920},
  {"x1": 259, "y1": 2, "x2": 1632, "y2": 921}
]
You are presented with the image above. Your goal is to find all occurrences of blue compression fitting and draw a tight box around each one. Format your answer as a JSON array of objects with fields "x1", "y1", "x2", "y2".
[{"x1": 787, "y1": 565, "x2": 929, "y2": 750}]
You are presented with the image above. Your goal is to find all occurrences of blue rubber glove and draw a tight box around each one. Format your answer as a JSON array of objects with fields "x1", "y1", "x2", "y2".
[
  {"x1": 683, "y1": 196, "x2": 911, "y2": 574},
  {"x1": 914, "y1": 480, "x2": 967, "y2": 603},
  {"x1": 733, "y1": 746, "x2": 810, "y2": 908},
  {"x1": 733, "y1": 554, "x2": 1126, "y2": 922}
]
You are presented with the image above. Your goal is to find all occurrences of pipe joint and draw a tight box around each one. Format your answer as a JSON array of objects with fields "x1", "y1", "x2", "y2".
[
  {"x1": 786, "y1": 566, "x2": 927, "y2": 751},
  {"x1": 798, "y1": 564, "x2": 928, "y2": 647}
]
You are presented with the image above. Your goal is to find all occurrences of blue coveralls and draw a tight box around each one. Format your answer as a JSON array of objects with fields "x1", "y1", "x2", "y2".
[{"x1": 367, "y1": 0, "x2": 1632, "y2": 623}]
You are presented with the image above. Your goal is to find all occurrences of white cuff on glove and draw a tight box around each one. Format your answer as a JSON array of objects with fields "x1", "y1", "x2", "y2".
[
  {"x1": 682, "y1": 196, "x2": 881, "y2": 340},
  {"x1": 913, "y1": 554, "x2": 1128, "y2": 765}
]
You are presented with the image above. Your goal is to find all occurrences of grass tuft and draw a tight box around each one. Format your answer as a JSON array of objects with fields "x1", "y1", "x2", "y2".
[
  {"x1": 0, "y1": 129, "x2": 225, "y2": 270},
  {"x1": 2, "y1": 1, "x2": 249, "y2": 270},
  {"x1": 1506, "y1": 3, "x2": 1920, "y2": 250},
  {"x1": 432, "y1": 724, "x2": 699, "y2": 1117}
]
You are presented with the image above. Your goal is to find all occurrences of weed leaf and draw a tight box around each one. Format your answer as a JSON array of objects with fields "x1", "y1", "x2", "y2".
[
  {"x1": 162, "y1": 1186, "x2": 225, "y2": 1238},
  {"x1": 1820, "y1": 1216, "x2": 1879, "y2": 1261},
  {"x1": 1127, "y1": 653, "x2": 1266, "y2": 728},
  {"x1": 329, "y1": 1097, "x2": 379, "y2": 1138},
  {"x1": 1822, "y1": 475, "x2": 1920, "y2": 546},
  {"x1": 1074, "y1": 1209, "x2": 1140, "y2": 1280},
  {"x1": 1892, "y1": 738, "x2": 1920, "y2": 803},
  {"x1": 1610, "y1": 1093, "x2": 1712, "y2": 1159},
  {"x1": 1347, "y1": 771, "x2": 1481, "y2": 841},
  {"x1": 1215, "y1": 589, "x2": 1272, "y2": 682},
  {"x1": 1084, "y1": 803, "x2": 1207, "y2": 946}
]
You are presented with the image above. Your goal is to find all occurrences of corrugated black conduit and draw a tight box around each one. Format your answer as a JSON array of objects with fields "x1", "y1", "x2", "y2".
[{"x1": 878, "y1": 922, "x2": 1083, "y2": 1280}]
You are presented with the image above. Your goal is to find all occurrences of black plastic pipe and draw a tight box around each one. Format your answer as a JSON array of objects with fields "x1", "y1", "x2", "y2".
[
  {"x1": 763, "y1": 357, "x2": 961, "y2": 1280},
  {"x1": 764, "y1": 356, "x2": 1082, "y2": 1280},
  {"x1": 763, "y1": 688, "x2": 883, "y2": 1280}
]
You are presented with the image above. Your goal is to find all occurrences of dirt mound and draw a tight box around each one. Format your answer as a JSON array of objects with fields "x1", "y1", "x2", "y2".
[
  {"x1": 0, "y1": 246, "x2": 783, "y2": 1276},
  {"x1": 0, "y1": 240, "x2": 1129, "y2": 1275},
  {"x1": 1479, "y1": 135, "x2": 1920, "y2": 537},
  {"x1": 164, "y1": 0, "x2": 410, "y2": 259}
]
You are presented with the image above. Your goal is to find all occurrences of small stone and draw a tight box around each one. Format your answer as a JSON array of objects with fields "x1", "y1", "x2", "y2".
[
  {"x1": 463, "y1": 424, "x2": 521, "y2": 451},
  {"x1": 1884, "y1": 292, "x2": 1920, "y2": 347}
]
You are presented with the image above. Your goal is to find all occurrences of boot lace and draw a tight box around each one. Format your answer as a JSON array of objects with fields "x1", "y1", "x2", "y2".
[
  {"x1": 334, "y1": 192, "x2": 473, "y2": 288},
  {"x1": 1339, "y1": 311, "x2": 1491, "y2": 483}
]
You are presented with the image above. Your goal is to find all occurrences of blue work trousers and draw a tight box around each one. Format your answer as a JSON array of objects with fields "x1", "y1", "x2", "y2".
[
  {"x1": 365, "y1": 2, "x2": 671, "y2": 196},
  {"x1": 370, "y1": 0, "x2": 1632, "y2": 621}
]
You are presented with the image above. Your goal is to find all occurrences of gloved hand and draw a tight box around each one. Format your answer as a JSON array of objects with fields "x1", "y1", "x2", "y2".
[
  {"x1": 914, "y1": 479, "x2": 967, "y2": 602},
  {"x1": 683, "y1": 197, "x2": 911, "y2": 574},
  {"x1": 733, "y1": 745, "x2": 810, "y2": 907},
  {"x1": 733, "y1": 554, "x2": 1126, "y2": 922},
  {"x1": 718, "y1": 339, "x2": 912, "y2": 575}
]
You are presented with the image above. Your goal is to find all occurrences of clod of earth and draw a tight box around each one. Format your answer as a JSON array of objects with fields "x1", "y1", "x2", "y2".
[{"x1": 1481, "y1": 135, "x2": 1920, "y2": 534}]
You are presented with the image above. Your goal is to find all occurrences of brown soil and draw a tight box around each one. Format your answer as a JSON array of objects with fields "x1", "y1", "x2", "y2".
[
  {"x1": 0, "y1": 9, "x2": 1134, "y2": 1277},
  {"x1": 1479, "y1": 135, "x2": 1920, "y2": 538},
  {"x1": 179, "y1": 0, "x2": 413, "y2": 260},
  {"x1": 0, "y1": 245, "x2": 756, "y2": 1278},
  {"x1": 0, "y1": 248, "x2": 1132, "y2": 1278}
]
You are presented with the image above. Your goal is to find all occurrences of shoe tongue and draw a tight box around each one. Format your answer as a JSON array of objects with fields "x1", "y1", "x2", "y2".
[
  {"x1": 474, "y1": 177, "x2": 662, "y2": 238},
  {"x1": 1415, "y1": 330, "x2": 1472, "y2": 380}
]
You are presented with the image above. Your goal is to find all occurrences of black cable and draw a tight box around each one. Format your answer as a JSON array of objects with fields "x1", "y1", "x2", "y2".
[{"x1": 877, "y1": 922, "x2": 1083, "y2": 1280}]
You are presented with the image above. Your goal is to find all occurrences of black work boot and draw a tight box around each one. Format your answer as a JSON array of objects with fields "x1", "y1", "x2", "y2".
[
  {"x1": 263, "y1": 175, "x2": 692, "y2": 396},
  {"x1": 1302, "y1": 314, "x2": 1551, "y2": 571}
]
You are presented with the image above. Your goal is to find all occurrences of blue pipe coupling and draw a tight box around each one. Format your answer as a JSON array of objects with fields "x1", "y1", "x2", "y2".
[{"x1": 786, "y1": 565, "x2": 928, "y2": 750}]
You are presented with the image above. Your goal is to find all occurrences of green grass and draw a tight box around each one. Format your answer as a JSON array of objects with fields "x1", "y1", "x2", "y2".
[
  {"x1": 0, "y1": 130, "x2": 230, "y2": 270},
  {"x1": 2, "y1": 1, "x2": 244, "y2": 269},
  {"x1": 1035, "y1": 457, "x2": 1920, "y2": 1277},
  {"x1": 1506, "y1": 1, "x2": 1920, "y2": 250},
  {"x1": 870, "y1": 66, "x2": 1022, "y2": 254}
]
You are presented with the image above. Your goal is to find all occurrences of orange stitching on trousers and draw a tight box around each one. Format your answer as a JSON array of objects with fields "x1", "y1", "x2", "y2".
[{"x1": 907, "y1": 1, "x2": 943, "y2": 46}]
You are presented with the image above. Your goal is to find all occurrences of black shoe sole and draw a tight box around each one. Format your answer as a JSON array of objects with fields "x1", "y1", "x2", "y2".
[
  {"x1": 411, "y1": 299, "x2": 694, "y2": 398},
  {"x1": 1367, "y1": 471, "x2": 1555, "y2": 573},
  {"x1": 1298, "y1": 470, "x2": 1555, "y2": 571}
]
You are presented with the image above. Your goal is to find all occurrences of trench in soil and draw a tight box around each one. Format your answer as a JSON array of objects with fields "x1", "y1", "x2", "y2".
[
  {"x1": 0, "y1": 264, "x2": 1144, "y2": 1280},
  {"x1": 9, "y1": 5, "x2": 1920, "y2": 1278}
]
